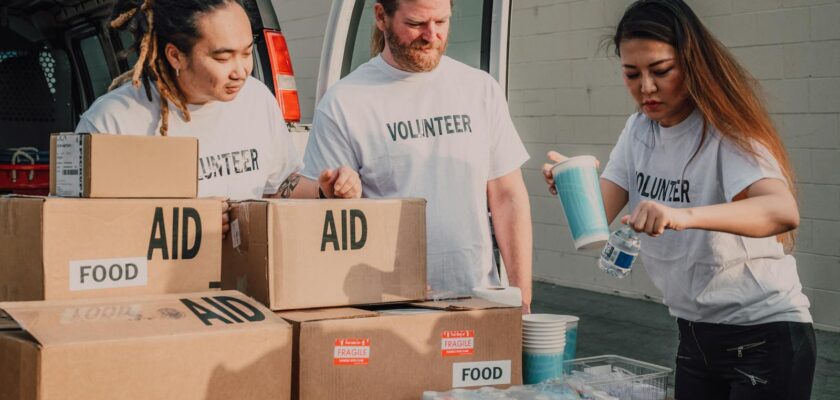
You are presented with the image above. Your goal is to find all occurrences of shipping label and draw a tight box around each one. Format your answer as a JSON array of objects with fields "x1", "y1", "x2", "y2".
[
  {"x1": 55, "y1": 134, "x2": 84, "y2": 197},
  {"x1": 231, "y1": 219, "x2": 241, "y2": 249},
  {"x1": 333, "y1": 338, "x2": 371, "y2": 366},
  {"x1": 452, "y1": 360, "x2": 512, "y2": 388},
  {"x1": 441, "y1": 330, "x2": 475, "y2": 357},
  {"x1": 69, "y1": 257, "x2": 148, "y2": 291}
]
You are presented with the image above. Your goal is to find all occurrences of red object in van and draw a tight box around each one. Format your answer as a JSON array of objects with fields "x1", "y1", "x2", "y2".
[{"x1": 0, "y1": 164, "x2": 49, "y2": 195}]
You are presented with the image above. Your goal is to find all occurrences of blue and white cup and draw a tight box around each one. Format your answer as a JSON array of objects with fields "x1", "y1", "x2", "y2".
[
  {"x1": 551, "y1": 156, "x2": 610, "y2": 250},
  {"x1": 522, "y1": 314, "x2": 567, "y2": 384}
]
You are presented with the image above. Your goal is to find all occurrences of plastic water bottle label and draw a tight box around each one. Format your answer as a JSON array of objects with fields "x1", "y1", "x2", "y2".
[
  {"x1": 614, "y1": 252, "x2": 635, "y2": 269},
  {"x1": 601, "y1": 243, "x2": 634, "y2": 270}
]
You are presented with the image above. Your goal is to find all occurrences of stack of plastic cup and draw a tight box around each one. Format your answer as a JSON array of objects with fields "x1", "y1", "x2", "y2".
[
  {"x1": 556, "y1": 315, "x2": 579, "y2": 361},
  {"x1": 522, "y1": 314, "x2": 567, "y2": 384}
]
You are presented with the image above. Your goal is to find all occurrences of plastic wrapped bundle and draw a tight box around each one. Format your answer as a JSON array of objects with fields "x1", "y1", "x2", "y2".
[{"x1": 423, "y1": 383, "x2": 583, "y2": 400}]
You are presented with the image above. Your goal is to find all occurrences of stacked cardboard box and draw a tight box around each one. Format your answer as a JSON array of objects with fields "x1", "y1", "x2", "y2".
[
  {"x1": 0, "y1": 133, "x2": 222, "y2": 302},
  {"x1": 0, "y1": 133, "x2": 293, "y2": 399},
  {"x1": 222, "y1": 198, "x2": 428, "y2": 310},
  {"x1": 221, "y1": 198, "x2": 523, "y2": 399},
  {"x1": 0, "y1": 291, "x2": 292, "y2": 400},
  {"x1": 0, "y1": 132, "x2": 524, "y2": 399}
]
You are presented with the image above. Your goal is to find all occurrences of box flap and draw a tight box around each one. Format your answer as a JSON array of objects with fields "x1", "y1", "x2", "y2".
[
  {"x1": 0, "y1": 313, "x2": 19, "y2": 331},
  {"x1": 411, "y1": 298, "x2": 518, "y2": 311},
  {"x1": 278, "y1": 307, "x2": 379, "y2": 323},
  {"x1": 0, "y1": 290, "x2": 287, "y2": 346},
  {"x1": 266, "y1": 197, "x2": 426, "y2": 207}
]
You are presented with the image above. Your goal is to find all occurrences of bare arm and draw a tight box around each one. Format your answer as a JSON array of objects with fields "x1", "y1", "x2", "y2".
[
  {"x1": 623, "y1": 178, "x2": 799, "y2": 237},
  {"x1": 487, "y1": 169, "x2": 533, "y2": 313},
  {"x1": 263, "y1": 168, "x2": 362, "y2": 199},
  {"x1": 601, "y1": 178, "x2": 629, "y2": 225}
]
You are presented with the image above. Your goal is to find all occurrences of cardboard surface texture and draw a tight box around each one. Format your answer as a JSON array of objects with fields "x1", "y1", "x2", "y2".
[
  {"x1": 0, "y1": 291, "x2": 292, "y2": 400},
  {"x1": 279, "y1": 298, "x2": 523, "y2": 400},
  {"x1": 0, "y1": 196, "x2": 222, "y2": 301},
  {"x1": 223, "y1": 198, "x2": 427, "y2": 310},
  {"x1": 49, "y1": 133, "x2": 198, "y2": 198}
]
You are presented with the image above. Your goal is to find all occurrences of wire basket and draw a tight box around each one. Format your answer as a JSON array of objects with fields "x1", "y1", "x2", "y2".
[{"x1": 563, "y1": 355, "x2": 671, "y2": 400}]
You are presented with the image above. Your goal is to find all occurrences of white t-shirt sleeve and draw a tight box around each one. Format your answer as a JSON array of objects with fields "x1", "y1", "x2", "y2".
[
  {"x1": 600, "y1": 114, "x2": 636, "y2": 191},
  {"x1": 263, "y1": 105, "x2": 304, "y2": 195},
  {"x1": 719, "y1": 137, "x2": 786, "y2": 202},
  {"x1": 74, "y1": 116, "x2": 102, "y2": 133},
  {"x1": 301, "y1": 107, "x2": 359, "y2": 180},
  {"x1": 488, "y1": 80, "x2": 529, "y2": 180}
]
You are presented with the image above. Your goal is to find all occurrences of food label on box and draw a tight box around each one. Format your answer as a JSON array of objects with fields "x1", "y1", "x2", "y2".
[
  {"x1": 55, "y1": 134, "x2": 84, "y2": 197},
  {"x1": 333, "y1": 338, "x2": 371, "y2": 366},
  {"x1": 69, "y1": 257, "x2": 148, "y2": 291},
  {"x1": 441, "y1": 330, "x2": 475, "y2": 356},
  {"x1": 452, "y1": 360, "x2": 512, "y2": 388},
  {"x1": 60, "y1": 304, "x2": 143, "y2": 324}
]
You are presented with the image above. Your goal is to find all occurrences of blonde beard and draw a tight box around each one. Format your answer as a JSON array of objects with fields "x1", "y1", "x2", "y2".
[{"x1": 385, "y1": 27, "x2": 447, "y2": 72}]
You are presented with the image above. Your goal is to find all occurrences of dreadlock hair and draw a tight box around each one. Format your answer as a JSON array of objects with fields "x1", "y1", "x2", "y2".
[
  {"x1": 109, "y1": 0, "x2": 243, "y2": 135},
  {"x1": 370, "y1": 0, "x2": 454, "y2": 57}
]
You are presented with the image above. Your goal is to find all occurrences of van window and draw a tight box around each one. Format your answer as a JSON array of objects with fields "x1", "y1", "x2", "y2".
[
  {"x1": 0, "y1": 29, "x2": 74, "y2": 149},
  {"x1": 344, "y1": 0, "x2": 488, "y2": 77},
  {"x1": 117, "y1": 30, "x2": 139, "y2": 66},
  {"x1": 79, "y1": 35, "x2": 112, "y2": 100}
]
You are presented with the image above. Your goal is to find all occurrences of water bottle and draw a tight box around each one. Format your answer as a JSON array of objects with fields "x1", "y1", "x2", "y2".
[{"x1": 598, "y1": 225, "x2": 640, "y2": 278}]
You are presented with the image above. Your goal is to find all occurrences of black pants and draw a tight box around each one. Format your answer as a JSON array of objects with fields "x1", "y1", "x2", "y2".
[{"x1": 675, "y1": 318, "x2": 816, "y2": 400}]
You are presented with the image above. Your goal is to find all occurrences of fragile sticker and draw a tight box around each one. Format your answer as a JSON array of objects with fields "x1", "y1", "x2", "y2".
[
  {"x1": 69, "y1": 257, "x2": 148, "y2": 291},
  {"x1": 333, "y1": 338, "x2": 371, "y2": 366},
  {"x1": 441, "y1": 330, "x2": 475, "y2": 356},
  {"x1": 452, "y1": 360, "x2": 512, "y2": 388},
  {"x1": 55, "y1": 133, "x2": 84, "y2": 197}
]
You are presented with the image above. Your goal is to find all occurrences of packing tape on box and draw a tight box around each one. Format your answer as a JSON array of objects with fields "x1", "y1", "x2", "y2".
[{"x1": 471, "y1": 286, "x2": 522, "y2": 307}]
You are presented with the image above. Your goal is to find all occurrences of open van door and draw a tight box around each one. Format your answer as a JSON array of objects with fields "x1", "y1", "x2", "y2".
[
  {"x1": 314, "y1": 0, "x2": 514, "y2": 281},
  {"x1": 316, "y1": 0, "x2": 512, "y2": 106}
]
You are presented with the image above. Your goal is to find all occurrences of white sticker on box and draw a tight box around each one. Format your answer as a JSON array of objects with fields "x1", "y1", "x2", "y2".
[
  {"x1": 69, "y1": 257, "x2": 148, "y2": 291},
  {"x1": 55, "y1": 134, "x2": 85, "y2": 197},
  {"x1": 452, "y1": 360, "x2": 512, "y2": 388},
  {"x1": 231, "y1": 219, "x2": 241, "y2": 249}
]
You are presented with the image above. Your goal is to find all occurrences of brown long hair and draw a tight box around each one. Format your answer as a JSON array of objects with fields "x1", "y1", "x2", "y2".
[
  {"x1": 109, "y1": 0, "x2": 241, "y2": 135},
  {"x1": 614, "y1": 0, "x2": 797, "y2": 250}
]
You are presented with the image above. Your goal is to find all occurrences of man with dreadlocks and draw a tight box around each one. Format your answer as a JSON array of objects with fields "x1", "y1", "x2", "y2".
[
  {"x1": 302, "y1": 0, "x2": 533, "y2": 312},
  {"x1": 76, "y1": 0, "x2": 361, "y2": 205}
]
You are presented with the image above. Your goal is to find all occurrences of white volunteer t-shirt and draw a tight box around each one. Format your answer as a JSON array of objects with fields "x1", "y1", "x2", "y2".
[
  {"x1": 303, "y1": 55, "x2": 529, "y2": 296},
  {"x1": 76, "y1": 76, "x2": 302, "y2": 200},
  {"x1": 602, "y1": 110, "x2": 812, "y2": 325}
]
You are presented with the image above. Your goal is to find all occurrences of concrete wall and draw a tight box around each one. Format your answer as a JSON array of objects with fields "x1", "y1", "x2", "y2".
[{"x1": 272, "y1": 0, "x2": 840, "y2": 330}]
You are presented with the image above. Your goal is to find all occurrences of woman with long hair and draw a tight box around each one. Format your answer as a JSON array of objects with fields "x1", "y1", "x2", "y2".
[
  {"x1": 542, "y1": 1, "x2": 815, "y2": 398},
  {"x1": 77, "y1": 0, "x2": 361, "y2": 202}
]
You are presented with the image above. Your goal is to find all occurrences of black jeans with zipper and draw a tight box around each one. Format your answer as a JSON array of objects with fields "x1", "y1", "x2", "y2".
[{"x1": 674, "y1": 318, "x2": 816, "y2": 400}]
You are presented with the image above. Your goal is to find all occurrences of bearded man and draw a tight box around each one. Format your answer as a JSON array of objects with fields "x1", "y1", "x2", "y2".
[{"x1": 301, "y1": 0, "x2": 533, "y2": 312}]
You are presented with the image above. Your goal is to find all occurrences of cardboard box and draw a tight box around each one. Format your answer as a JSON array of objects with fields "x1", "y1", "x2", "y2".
[
  {"x1": 0, "y1": 291, "x2": 293, "y2": 400},
  {"x1": 49, "y1": 133, "x2": 198, "y2": 198},
  {"x1": 0, "y1": 196, "x2": 222, "y2": 301},
  {"x1": 279, "y1": 298, "x2": 522, "y2": 400},
  {"x1": 222, "y1": 198, "x2": 426, "y2": 310}
]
